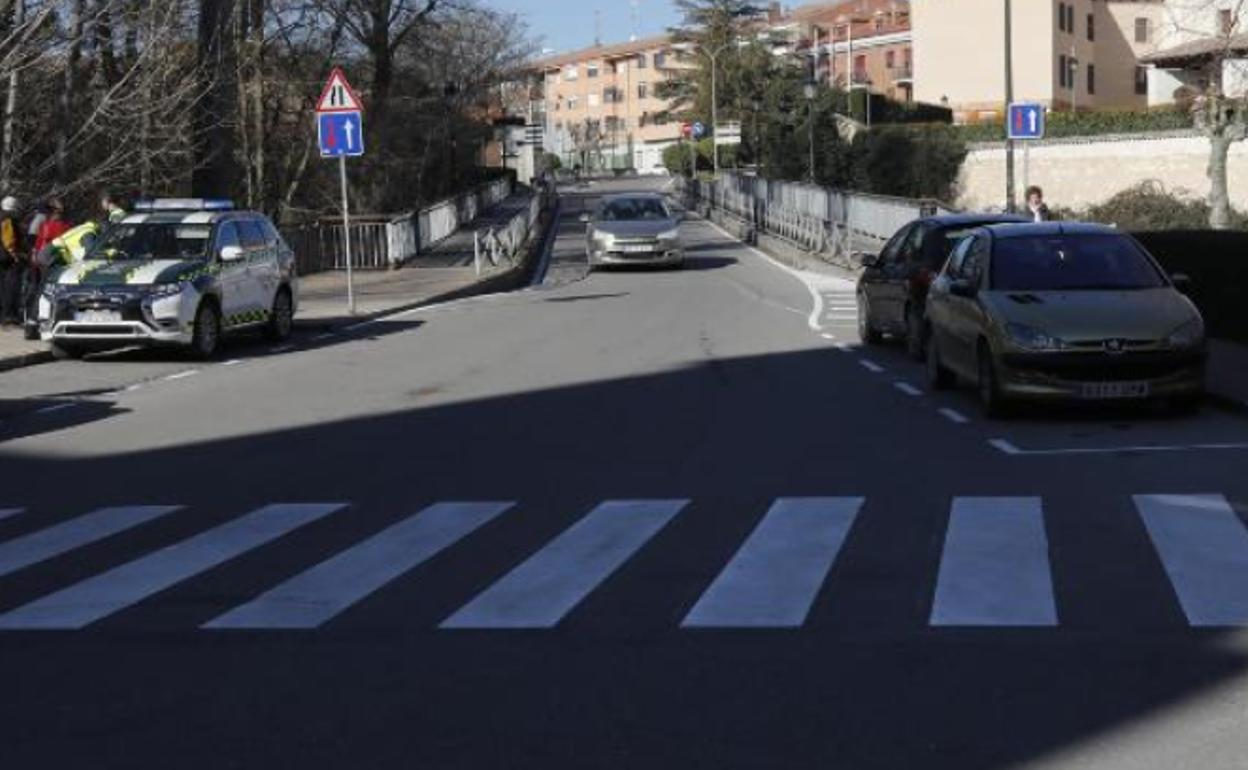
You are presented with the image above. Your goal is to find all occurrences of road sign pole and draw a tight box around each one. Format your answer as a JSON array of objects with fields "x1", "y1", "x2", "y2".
[
  {"x1": 1022, "y1": 143, "x2": 1030, "y2": 209},
  {"x1": 339, "y1": 154, "x2": 355, "y2": 315}
]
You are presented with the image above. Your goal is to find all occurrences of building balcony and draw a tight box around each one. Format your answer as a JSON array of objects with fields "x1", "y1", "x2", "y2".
[{"x1": 890, "y1": 65, "x2": 913, "y2": 83}]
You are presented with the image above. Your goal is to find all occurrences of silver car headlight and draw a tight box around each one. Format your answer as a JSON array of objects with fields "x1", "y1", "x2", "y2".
[
  {"x1": 146, "y1": 282, "x2": 187, "y2": 299},
  {"x1": 1166, "y1": 318, "x2": 1204, "y2": 349},
  {"x1": 657, "y1": 228, "x2": 680, "y2": 243},
  {"x1": 593, "y1": 232, "x2": 615, "y2": 249},
  {"x1": 1005, "y1": 322, "x2": 1067, "y2": 351}
]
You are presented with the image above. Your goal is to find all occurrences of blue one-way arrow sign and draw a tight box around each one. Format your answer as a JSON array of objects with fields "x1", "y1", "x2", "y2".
[
  {"x1": 319, "y1": 111, "x2": 365, "y2": 157},
  {"x1": 1007, "y1": 103, "x2": 1045, "y2": 140}
]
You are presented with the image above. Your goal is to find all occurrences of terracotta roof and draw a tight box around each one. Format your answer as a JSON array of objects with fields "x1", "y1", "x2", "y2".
[
  {"x1": 784, "y1": 0, "x2": 909, "y2": 27},
  {"x1": 1140, "y1": 32, "x2": 1248, "y2": 66},
  {"x1": 530, "y1": 34, "x2": 673, "y2": 71}
]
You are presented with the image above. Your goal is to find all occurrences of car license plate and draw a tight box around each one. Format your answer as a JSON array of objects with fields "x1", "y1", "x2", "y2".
[
  {"x1": 74, "y1": 309, "x2": 121, "y2": 323},
  {"x1": 1080, "y1": 382, "x2": 1150, "y2": 400},
  {"x1": 620, "y1": 244, "x2": 653, "y2": 253}
]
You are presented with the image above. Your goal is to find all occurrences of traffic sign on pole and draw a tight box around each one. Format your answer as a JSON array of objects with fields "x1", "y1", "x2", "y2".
[
  {"x1": 1007, "y1": 103, "x2": 1045, "y2": 140},
  {"x1": 316, "y1": 68, "x2": 365, "y2": 316},
  {"x1": 681, "y1": 122, "x2": 693, "y2": 139},
  {"x1": 692, "y1": 121, "x2": 706, "y2": 139}
]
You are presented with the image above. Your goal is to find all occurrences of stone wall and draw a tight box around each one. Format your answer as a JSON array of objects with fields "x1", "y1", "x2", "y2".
[{"x1": 957, "y1": 132, "x2": 1248, "y2": 213}]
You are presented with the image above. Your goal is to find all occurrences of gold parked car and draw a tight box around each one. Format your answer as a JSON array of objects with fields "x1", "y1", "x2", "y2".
[{"x1": 924, "y1": 223, "x2": 1206, "y2": 416}]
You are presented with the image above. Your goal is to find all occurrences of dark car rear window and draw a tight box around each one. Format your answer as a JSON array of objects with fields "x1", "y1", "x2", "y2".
[
  {"x1": 990, "y1": 234, "x2": 1166, "y2": 291},
  {"x1": 924, "y1": 226, "x2": 985, "y2": 267}
]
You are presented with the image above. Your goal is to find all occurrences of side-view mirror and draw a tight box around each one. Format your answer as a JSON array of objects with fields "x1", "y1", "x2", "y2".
[
  {"x1": 578, "y1": 212, "x2": 591, "y2": 224},
  {"x1": 855, "y1": 251, "x2": 879, "y2": 269},
  {"x1": 1171, "y1": 273, "x2": 1193, "y2": 293},
  {"x1": 219, "y1": 245, "x2": 246, "y2": 262},
  {"x1": 949, "y1": 278, "x2": 978, "y2": 299}
]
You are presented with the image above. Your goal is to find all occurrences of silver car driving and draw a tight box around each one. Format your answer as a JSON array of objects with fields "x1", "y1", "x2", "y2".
[{"x1": 582, "y1": 193, "x2": 684, "y2": 269}]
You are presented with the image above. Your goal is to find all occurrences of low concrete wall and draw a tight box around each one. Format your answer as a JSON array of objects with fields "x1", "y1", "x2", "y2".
[{"x1": 958, "y1": 132, "x2": 1248, "y2": 213}]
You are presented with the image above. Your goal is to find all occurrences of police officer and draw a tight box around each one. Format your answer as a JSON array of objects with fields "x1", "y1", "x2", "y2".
[
  {"x1": 0, "y1": 196, "x2": 24, "y2": 327},
  {"x1": 101, "y1": 191, "x2": 127, "y2": 226}
]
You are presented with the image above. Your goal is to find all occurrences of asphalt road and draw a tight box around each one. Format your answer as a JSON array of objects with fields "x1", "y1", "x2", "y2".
[{"x1": 3, "y1": 178, "x2": 1248, "y2": 769}]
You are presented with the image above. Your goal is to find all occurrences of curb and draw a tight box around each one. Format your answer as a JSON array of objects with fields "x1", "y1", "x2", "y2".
[{"x1": 0, "y1": 348, "x2": 54, "y2": 374}]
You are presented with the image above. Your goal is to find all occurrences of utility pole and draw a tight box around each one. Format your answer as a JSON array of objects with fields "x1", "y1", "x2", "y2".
[
  {"x1": 710, "y1": 48, "x2": 720, "y2": 177},
  {"x1": 1004, "y1": 0, "x2": 1016, "y2": 213}
]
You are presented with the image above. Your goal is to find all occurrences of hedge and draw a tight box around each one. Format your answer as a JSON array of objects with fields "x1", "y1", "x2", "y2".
[
  {"x1": 956, "y1": 108, "x2": 1193, "y2": 143},
  {"x1": 1131, "y1": 230, "x2": 1248, "y2": 343}
]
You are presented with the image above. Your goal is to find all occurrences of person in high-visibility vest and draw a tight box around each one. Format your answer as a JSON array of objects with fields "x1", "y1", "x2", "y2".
[{"x1": 101, "y1": 191, "x2": 127, "y2": 226}]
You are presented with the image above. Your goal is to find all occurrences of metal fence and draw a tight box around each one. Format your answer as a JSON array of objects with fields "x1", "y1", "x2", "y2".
[
  {"x1": 677, "y1": 173, "x2": 957, "y2": 262},
  {"x1": 473, "y1": 193, "x2": 545, "y2": 273},
  {"x1": 285, "y1": 176, "x2": 515, "y2": 275}
]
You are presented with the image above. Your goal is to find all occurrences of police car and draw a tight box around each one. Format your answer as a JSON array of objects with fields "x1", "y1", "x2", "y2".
[{"x1": 39, "y1": 199, "x2": 298, "y2": 359}]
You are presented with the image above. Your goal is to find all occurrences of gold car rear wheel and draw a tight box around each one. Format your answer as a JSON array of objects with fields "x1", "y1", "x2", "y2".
[{"x1": 977, "y1": 341, "x2": 1008, "y2": 418}]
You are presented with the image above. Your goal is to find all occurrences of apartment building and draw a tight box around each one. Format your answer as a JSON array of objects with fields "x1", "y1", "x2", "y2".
[
  {"x1": 1137, "y1": 0, "x2": 1248, "y2": 104},
  {"x1": 912, "y1": 0, "x2": 1159, "y2": 122},
  {"x1": 531, "y1": 36, "x2": 683, "y2": 174},
  {"x1": 793, "y1": 0, "x2": 915, "y2": 103}
]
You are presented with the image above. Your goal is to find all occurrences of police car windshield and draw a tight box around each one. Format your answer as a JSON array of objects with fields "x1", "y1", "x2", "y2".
[{"x1": 89, "y1": 223, "x2": 213, "y2": 262}]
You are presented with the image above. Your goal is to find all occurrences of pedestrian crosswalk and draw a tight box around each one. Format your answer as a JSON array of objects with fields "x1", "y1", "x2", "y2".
[
  {"x1": 1, "y1": 494, "x2": 1246, "y2": 632},
  {"x1": 820, "y1": 289, "x2": 859, "y2": 327}
]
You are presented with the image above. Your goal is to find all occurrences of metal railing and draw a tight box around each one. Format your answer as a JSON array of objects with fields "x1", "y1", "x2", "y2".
[
  {"x1": 676, "y1": 172, "x2": 956, "y2": 263},
  {"x1": 284, "y1": 176, "x2": 515, "y2": 275},
  {"x1": 474, "y1": 193, "x2": 545, "y2": 274}
]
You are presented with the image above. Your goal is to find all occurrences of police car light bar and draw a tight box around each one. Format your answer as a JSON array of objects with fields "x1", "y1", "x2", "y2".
[{"x1": 133, "y1": 199, "x2": 235, "y2": 212}]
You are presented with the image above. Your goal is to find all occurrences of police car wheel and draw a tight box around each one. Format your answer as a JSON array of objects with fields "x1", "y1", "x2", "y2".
[
  {"x1": 191, "y1": 301, "x2": 222, "y2": 359},
  {"x1": 266, "y1": 288, "x2": 293, "y2": 341}
]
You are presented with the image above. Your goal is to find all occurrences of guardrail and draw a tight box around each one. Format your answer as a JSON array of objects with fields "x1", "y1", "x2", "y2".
[
  {"x1": 285, "y1": 176, "x2": 515, "y2": 275},
  {"x1": 676, "y1": 173, "x2": 956, "y2": 262}
]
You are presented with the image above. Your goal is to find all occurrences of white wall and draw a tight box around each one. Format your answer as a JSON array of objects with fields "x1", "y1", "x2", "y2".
[{"x1": 958, "y1": 133, "x2": 1248, "y2": 212}]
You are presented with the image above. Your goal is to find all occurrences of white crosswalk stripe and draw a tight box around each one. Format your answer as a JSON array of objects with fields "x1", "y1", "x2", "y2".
[
  {"x1": 1136, "y1": 494, "x2": 1248, "y2": 627},
  {"x1": 0, "y1": 506, "x2": 181, "y2": 579},
  {"x1": 205, "y1": 502, "x2": 513, "y2": 629},
  {"x1": 683, "y1": 498, "x2": 862, "y2": 628},
  {"x1": 0, "y1": 504, "x2": 344, "y2": 630},
  {"x1": 2, "y1": 494, "x2": 1248, "y2": 632},
  {"x1": 441, "y1": 499, "x2": 687, "y2": 629},
  {"x1": 930, "y1": 497, "x2": 1057, "y2": 627}
]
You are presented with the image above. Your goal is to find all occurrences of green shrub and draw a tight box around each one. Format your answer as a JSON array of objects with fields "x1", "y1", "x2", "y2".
[
  {"x1": 1080, "y1": 182, "x2": 1248, "y2": 231},
  {"x1": 956, "y1": 107, "x2": 1193, "y2": 143},
  {"x1": 850, "y1": 125, "x2": 967, "y2": 200}
]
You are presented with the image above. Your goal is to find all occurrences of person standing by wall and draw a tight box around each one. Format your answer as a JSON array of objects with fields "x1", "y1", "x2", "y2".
[{"x1": 1026, "y1": 186, "x2": 1054, "y2": 222}]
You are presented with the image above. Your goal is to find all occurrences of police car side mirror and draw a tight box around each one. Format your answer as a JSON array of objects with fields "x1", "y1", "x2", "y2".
[{"x1": 219, "y1": 245, "x2": 245, "y2": 262}]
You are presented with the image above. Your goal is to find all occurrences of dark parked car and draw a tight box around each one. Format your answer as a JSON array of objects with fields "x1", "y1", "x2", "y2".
[
  {"x1": 856, "y1": 213, "x2": 1029, "y2": 358},
  {"x1": 924, "y1": 222, "x2": 1206, "y2": 416}
]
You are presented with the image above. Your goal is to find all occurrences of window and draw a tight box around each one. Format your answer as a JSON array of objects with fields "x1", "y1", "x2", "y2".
[
  {"x1": 1058, "y1": 3, "x2": 1067, "y2": 32},
  {"x1": 214, "y1": 223, "x2": 240, "y2": 259},
  {"x1": 946, "y1": 236, "x2": 975, "y2": 277},
  {"x1": 563, "y1": 65, "x2": 578, "y2": 81},
  {"x1": 1087, "y1": 13, "x2": 1094, "y2": 41},
  {"x1": 1135, "y1": 17, "x2": 1150, "y2": 44},
  {"x1": 990, "y1": 235, "x2": 1165, "y2": 291},
  {"x1": 567, "y1": 95, "x2": 580, "y2": 110},
  {"x1": 886, "y1": 50, "x2": 895, "y2": 68},
  {"x1": 1087, "y1": 63, "x2": 1096, "y2": 94},
  {"x1": 587, "y1": 93, "x2": 600, "y2": 107},
  {"x1": 259, "y1": 219, "x2": 282, "y2": 248},
  {"x1": 638, "y1": 81, "x2": 648, "y2": 100},
  {"x1": 900, "y1": 225, "x2": 927, "y2": 265},
  {"x1": 1067, "y1": 5, "x2": 1075, "y2": 33},
  {"x1": 878, "y1": 225, "x2": 911, "y2": 266},
  {"x1": 587, "y1": 62, "x2": 600, "y2": 78},
  {"x1": 1221, "y1": 9, "x2": 1236, "y2": 35},
  {"x1": 1059, "y1": 54, "x2": 1068, "y2": 88},
  {"x1": 238, "y1": 220, "x2": 266, "y2": 251},
  {"x1": 637, "y1": 54, "x2": 647, "y2": 69},
  {"x1": 654, "y1": 51, "x2": 666, "y2": 68},
  {"x1": 1135, "y1": 65, "x2": 1149, "y2": 95}
]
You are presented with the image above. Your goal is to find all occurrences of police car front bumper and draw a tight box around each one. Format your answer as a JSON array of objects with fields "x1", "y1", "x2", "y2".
[{"x1": 39, "y1": 289, "x2": 194, "y2": 346}]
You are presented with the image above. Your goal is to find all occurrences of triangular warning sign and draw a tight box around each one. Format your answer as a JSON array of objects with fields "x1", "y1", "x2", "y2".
[{"x1": 316, "y1": 67, "x2": 363, "y2": 114}]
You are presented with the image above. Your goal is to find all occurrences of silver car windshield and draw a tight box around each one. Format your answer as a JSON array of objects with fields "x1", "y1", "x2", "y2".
[
  {"x1": 88, "y1": 223, "x2": 212, "y2": 262},
  {"x1": 598, "y1": 198, "x2": 671, "y2": 221},
  {"x1": 990, "y1": 235, "x2": 1166, "y2": 291}
]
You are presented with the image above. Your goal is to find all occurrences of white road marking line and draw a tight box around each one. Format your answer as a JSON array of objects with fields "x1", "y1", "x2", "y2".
[
  {"x1": 35, "y1": 403, "x2": 78, "y2": 415},
  {"x1": 0, "y1": 503, "x2": 345, "y2": 630},
  {"x1": 701, "y1": 219, "x2": 828, "y2": 332},
  {"x1": 222, "y1": 359, "x2": 243, "y2": 366},
  {"x1": 205, "y1": 502, "x2": 514, "y2": 629},
  {"x1": 990, "y1": 440, "x2": 1248, "y2": 456},
  {"x1": 1136, "y1": 494, "x2": 1248, "y2": 626},
  {"x1": 939, "y1": 408, "x2": 971, "y2": 425},
  {"x1": 441, "y1": 499, "x2": 687, "y2": 629},
  {"x1": 163, "y1": 370, "x2": 199, "y2": 381},
  {"x1": 0, "y1": 506, "x2": 181, "y2": 579},
  {"x1": 894, "y1": 382, "x2": 923, "y2": 397},
  {"x1": 820, "y1": 333, "x2": 837, "y2": 340},
  {"x1": 859, "y1": 359, "x2": 885, "y2": 373},
  {"x1": 931, "y1": 497, "x2": 1057, "y2": 627},
  {"x1": 683, "y1": 498, "x2": 862, "y2": 628},
  {"x1": 124, "y1": 383, "x2": 143, "y2": 392},
  {"x1": 989, "y1": 438, "x2": 1023, "y2": 455},
  {"x1": 0, "y1": 508, "x2": 25, "y2": 522}
]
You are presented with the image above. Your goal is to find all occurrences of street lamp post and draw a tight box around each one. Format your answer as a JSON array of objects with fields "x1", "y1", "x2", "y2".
[
  {"x1": 679, "y1": 41, "x2": 734, "y2": 178},
  {"x1": 1004, "y1": 0, "x2": 1016, "y2": 212},
  {"x1": 804, "y1": 83, "x2": 816, "y2": 183}
]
